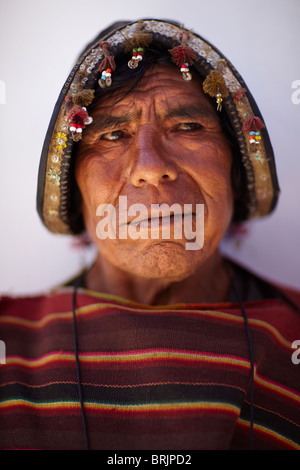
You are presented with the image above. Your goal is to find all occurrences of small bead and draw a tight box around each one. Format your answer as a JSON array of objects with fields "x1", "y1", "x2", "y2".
[
  {"x1": 48, "y1": 209, "x2": 59, "y2": 217},
  {"x1": 128, "y1": 59, "x2": 138, "y2": 69},
  {"x1": 183, "y1": 72, "x2": 192, "y2": 81}
]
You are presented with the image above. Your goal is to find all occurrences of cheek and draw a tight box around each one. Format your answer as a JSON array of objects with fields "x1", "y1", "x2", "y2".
[
  {"x1": 189, "y1": 137, "x2": 234, "y2": 226},
  {"x1": 75, "y1": 153, "x2": 120, "y2": 210},
  {"x1": 75, "y1": 153, "x2": 128, "y2": 245},
  {"x1": 174, "y1": 134, "x2": 233, "y2": 201}
]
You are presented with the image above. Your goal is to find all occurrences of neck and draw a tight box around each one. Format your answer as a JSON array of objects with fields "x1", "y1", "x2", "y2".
[{"x1": 85, "y1": 249, "x2": 231, "y2": 305}]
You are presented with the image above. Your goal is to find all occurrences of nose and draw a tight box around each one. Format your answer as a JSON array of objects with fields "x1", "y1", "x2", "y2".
[{"x1": 130, "y1": 125, "x2": 178, "y2": 187}]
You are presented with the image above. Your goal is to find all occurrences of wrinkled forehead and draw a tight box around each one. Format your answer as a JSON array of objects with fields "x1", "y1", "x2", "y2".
[{"x1": 88, "y1": 63, "x2": 217, "y2": 121}]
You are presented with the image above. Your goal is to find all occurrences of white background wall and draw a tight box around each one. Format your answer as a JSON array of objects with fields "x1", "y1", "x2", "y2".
[{"x1": 0, "y1": 0, "x2": 299, "y2": 295}]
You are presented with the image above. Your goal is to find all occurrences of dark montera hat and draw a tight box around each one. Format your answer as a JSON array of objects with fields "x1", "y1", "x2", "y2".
[{"x1": 37, "y1": 18, "x2": 280, "y2": 235}]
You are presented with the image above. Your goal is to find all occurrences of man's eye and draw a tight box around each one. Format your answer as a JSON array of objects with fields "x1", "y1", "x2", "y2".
[
  {"x1": 100, "y1": 130, "x2": 125, "y2": 141},
  {"x1": 176, "y1": 123, "x2": 203, "y2": 131}
]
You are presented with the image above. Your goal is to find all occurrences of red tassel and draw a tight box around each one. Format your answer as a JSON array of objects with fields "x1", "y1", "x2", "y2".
[
  {"x1": 67, "y1": 105, "x2": 89, "y2": 125},
  {"x1": 242, "y1": 116, "x2": 264, "y2": 133},
  {"x1": 169, "y1": 45, "x2": 197, "y2": 67},
  {"x1": 96, "y1": 41, "x2": 116, "y2": 73},
  {"x1": 96, "y1": 56, "x2": 116, "y2": 73}
]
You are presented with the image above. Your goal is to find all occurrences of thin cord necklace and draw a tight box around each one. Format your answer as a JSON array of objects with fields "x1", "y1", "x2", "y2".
[{"x1": 227, "y1": 274, "x2": 255, "y2": 450}]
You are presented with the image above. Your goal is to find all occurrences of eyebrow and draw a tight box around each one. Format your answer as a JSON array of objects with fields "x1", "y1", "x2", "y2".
[
  {"x1": 86, "y1": 103, "x2": 215, "y2": 134},
  {"x1": 162, "y1": 104, "x2": 215, "y2": 121},
  {"x1": 86, "y1": 112, "x2": 139, "y2": 134}
]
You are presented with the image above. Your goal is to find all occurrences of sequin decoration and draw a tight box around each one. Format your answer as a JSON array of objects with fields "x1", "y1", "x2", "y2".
[
  {"x1": 47, "y1": 168, "x2": 61, "y2": 185},
  {"x1": 55, "y1": 133, "x2": 67, "y2": 151}
]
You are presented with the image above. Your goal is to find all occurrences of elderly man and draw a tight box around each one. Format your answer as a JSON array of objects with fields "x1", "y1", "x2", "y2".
[{"x1": 0, "y1": 19, "x2": 300, "y2": 451}]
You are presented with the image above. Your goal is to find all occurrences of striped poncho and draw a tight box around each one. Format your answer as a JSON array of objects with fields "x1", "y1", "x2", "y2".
[{"x1": 0, "y1": 285, "x2": 300, "y2": 450}]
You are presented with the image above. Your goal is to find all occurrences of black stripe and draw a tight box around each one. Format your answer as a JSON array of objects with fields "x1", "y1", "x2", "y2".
[{"x1": 0, "y1": 382, "x2": 244, "y2": 406}]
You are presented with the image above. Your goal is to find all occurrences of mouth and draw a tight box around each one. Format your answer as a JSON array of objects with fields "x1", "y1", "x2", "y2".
[
  {"x1": 121, "y1": 204, "x2": 195, "y2": 226},
  {"x1": 129, "y1": 213, "x2": 195, "y2": 229}
]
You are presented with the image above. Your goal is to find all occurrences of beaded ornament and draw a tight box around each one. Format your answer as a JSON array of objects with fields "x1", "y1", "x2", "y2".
[
  {"x1": 169, "y1": 31, "x2": 197, "y2": 81},
  {"x1": 96, "y1": 42, "x2": 116, "y2": 88},
  {"x1": 202, "y1": 61, "x2": 229, "y2": 111},
  {"x1": 123, "y1": 21, "x2": 152, "y2": 69},
  {"x1": 242, "y1": 116, "x2": 265, "y2": 152},
  {"x1": 64, "y1": 90, "x2": 94, "y2": 141}
]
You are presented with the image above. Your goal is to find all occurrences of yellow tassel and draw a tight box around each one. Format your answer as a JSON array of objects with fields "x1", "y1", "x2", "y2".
[
  {"x1": 203, "y1": 70, "x2": 229, "y2": 98},
  {"x1": 73, "y1": 89, "x2": 95, "y2": 107},
  {"x1": 123, "y1": 21, "x2": 152, "y2": 52}
]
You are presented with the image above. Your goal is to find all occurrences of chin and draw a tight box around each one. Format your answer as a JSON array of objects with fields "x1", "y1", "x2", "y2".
[{"x1": 121, "y1": 241, "x2": 203, "y2": 280}]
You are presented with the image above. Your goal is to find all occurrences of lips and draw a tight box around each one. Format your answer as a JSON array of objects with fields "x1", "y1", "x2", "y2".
[
  {"x1": 129, "y1": 213, "x2": 194, "y2": 229},
  {"x1": 95, "y1": 197, "x2": 204, "y2": 245},
  {"x1": 119, "y1": 205, "x2": 195, "y2": 226}
]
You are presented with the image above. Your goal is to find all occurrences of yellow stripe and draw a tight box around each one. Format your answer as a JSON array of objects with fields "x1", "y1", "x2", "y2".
[
  {"x1": 0, "y1": 303, "x2": 227, "y2": 328},
  {"x1": 254, "y1": 368, "x2": 300, "y2": 403},
  {"x1": 0, "y1": 399, "x2": 80, "y2": 410},
  {"x1": 6, "y1": 352, "x2": 66, "y2": 367},
  {"x1": 0, "y1": 311, "x2": 73, "y2": 329},
  {"x1": 5, "y1": 351, "x2": 300, "y2": 405},
  {"x1": 5, "y1": 351, "x2": 250, "y2": 369},
  {"x1": 0, "y1": 298, "x2": 292, "y2": 350},
  {"x1": 249, "y1": 318, "x2": 291, "y2": 349},
  {"x1": 0, "y1": 399, "x2": 240, "y2": 415},
  {"x1": 85, "y1": 401, "x2": 241, "y2": 414},
  {"x1": 238, "y1": 418, "x2": 300, "y2": 449}
]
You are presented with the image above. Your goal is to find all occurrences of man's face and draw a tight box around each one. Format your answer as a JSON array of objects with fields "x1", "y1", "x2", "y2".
[{"x1": 75, "y1": 64, "x2": 234, "y2": 280}]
